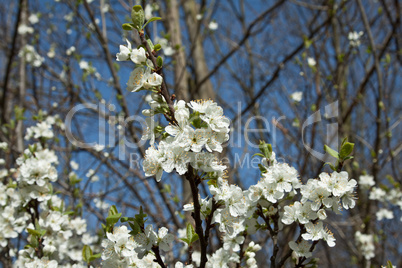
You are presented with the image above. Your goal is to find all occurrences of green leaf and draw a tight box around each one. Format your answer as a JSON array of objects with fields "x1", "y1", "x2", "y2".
[
  {"x1": 82, "y1": 245, "x2": 92, "y2": 263},
  {"x1": 207, "y1": 178, "x2": 218, "y2": 187},
  {"x1": 186, "y1": 223, "x2": 193, "y2": 239},
  {"x1": 120, "y1": 217, "x2": 135, "y2": 223},
  {"x1": 108, "y1": 205, "x2": 118, "y2": 217},
  {"x1": 324, "y1": 162, "x2": 337, "y2": 171},
  {"x1": 30, "y1": 234, "x2": 39, "y2": 248},
  {"x1": 324, "y1": 145, "x2": 339, "y2": 159},
  {"x1": 28, "y1": 144, "x2": 36, "y2": 154},
  {"x1": 129, "y1": 221, "x2": 141, "y2": 236},
  {"x1": 258, "y1": 163, "x2": 267, "y2": 173},
  {"x1": 341, "y1": 137, "x2": 348, "y2": 147},
  {"x1": 339, "y1": 142, "x2": 354, "y2": 159},
  {"x1": 252, "y1": 153, "x2": 265, "y2": 158},
  {"x1": 122, "y1": 23, "x2": 134, "y2": 31},
  {"x1": 157, "y1": 56, "x2": 163, "y2": 67},
  {"x1": 146, "y1": 38, "x2": 154, "y2": 50},
  {"x1": 27, "y1": 228, "x2": 44, "y2": 237},
  {"x1": 34, "y1": 219, "x2": 41, "y2": 230},
  {"x1": 106, "y1": 213, "x2": 122, "y2": 227},
  {"x1": 48, "y1": 183, "x2": 53, "y2": 195},
  {"x1": 127, "y1": 206, "x2": 148, "y2": 233},
  {"x1": 154, "y1": 44, "x2": 162, "y2": 51},
  {"x1": 63, "y1": 211, "x2": 75, "y2": 215},
  {"x1": 101, "y1": 223, "x2": 108, "y2": 234},
  {"x1": 136, "y1": 206, "x2": 148, "y2": 221},
  {"x1": 258, "y1": 141, "x2": 272, "y2": 159},
  {"x1": 185, "y1": 223, "x2": 199, "y2": 245},
  {"x1": 131, "y1": 5, "x2": 145, "y2": 30},
  {"x1": 190, "y1": 233, "x2": 199, "y2": 244},
  {"x1": 89, "y1": 253, "x2": 101, "y2": 262},
  {"x1": 143, "y1": 17, "x2": 162, "y2": 29}
]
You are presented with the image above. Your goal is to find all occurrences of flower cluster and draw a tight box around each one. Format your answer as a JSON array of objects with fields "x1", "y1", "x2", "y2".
[
  {"x1": 101, "y1": 225, "x2": 175, "y2": 267},
  {"x1": 116, "y1": 39, "x2": 164, "y2": 93},
  {"x1": 18, "y1": 44, "x2": 44, "y2": 67},
  {"x1": 364, "y1": 174, "x2": 402, "y2": 222},
  {"x1": 142, "y1": 99, "x2": 230, "y2": 182},
  {"x1": 280, "y1": 171, "x2": 357, "y2": 252},
  {"x1": 353, "y1": 173, "x2": 402, "y2": 261},
  {"x1": 355, "y1": 231, "x2": 375, "y2": 260},
  {"x1": 348, "y1": 31, "x2": 364, "y2": 47},
  {"x1": 0, "y1": 119, "x2": 98, "y2": 267}
]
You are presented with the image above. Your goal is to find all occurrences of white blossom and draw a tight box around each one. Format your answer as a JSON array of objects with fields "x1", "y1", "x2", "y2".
[
  {"x1": 290, "y1": 91, "x2": 303, "y2": 102},
  {"x1": 208, "y1": 21, "x2": 218, "y2": 31},
  {"x1": 307, "y1": 57, "x2": 316, "y2": 66}
]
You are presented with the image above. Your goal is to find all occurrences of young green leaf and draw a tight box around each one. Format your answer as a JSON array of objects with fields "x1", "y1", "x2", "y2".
[
  {"x1": 324, "y1": 145, "x2": 339, "y2": 159},
  {"x1": 258, "y1": 141, "x2": 272, "y2": 159},
  {"x1": 27, "y1": 228, "x2": 45, "y2": 237},
  {"x1": 180, "y1": 237, "x2": 190, "y2": 245},
  {"x1": 120, "y1": 217, "x2": 135, "y2": 223},
  {"x1": 132, "y1": 206, "x2": 148, "y2": 230},
  {"x1": 184, "y1": 223, "x2": 199, "y2": 245},
  {"x1": 324, "y1": 162, "x2": 337, "y2": 171},
  {"x1": 30, "y1": 235, "x2": 39, "y2": 248},
  {"x1": 131, "y1": 5, "x2": 145, "y2": 30},
  {"x1": 82, "y1": 245, "x2": 92, "y2": 263},
  {"x1": 89, "y1": 253, "x2": 101, "y2": 262},
  {"x1": 157, "y1": 56, "x2": 163, "y2": 67},
  {"x1": 190, "y1": 233, "x2": 199, "y2": 244},
  {"x1": 106, "y1": 213, "x2": 122, "y2": 227},
  {"x1": 154, "y1": 44, "x2": 162, "y2": 51},
  {"x1": 122, "y1": 23, "x2": 134, "y2": 31},
  {"x1": 341, "y1": 137, "x2": 348, "y2": 147},
  {"x1": 129, "y1": 221, "x2": 141, "y2": 236},
  {"x1": 108, "y1": 205, "x2": 118, "y2": 216},
  {"x1": 143, "y1": 17, "x2": 162, "y2": 29},
  {"x1": 339, "y1": 142, "x2": 354, "y2": 159},
  {"x1": 146, "y1": 38, "x2": 154, "y2": 50},
  {"x1": 258, "y1": 164, "x2": 267, "y2": 173}
]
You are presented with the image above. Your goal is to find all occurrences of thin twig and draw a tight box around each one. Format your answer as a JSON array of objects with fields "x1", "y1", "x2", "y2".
[
  {"x1": 138, "y1": 31, "x2": 177, "y2": 125},
  {"x1": 195, "y1": 0, "x2": 286, "y2": 90}
]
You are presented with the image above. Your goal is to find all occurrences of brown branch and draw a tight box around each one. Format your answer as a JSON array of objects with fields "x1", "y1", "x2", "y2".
[
  {"x1": 185, "y1": 166, "x2": 208, "y2": 268},
  {"x1": 152, "y1": 246, "x2": 167, "y2": 268},
  {"x1": 204, "y1": 199, "x2": 219, "y2": 246},
  {"x1": 277, "y1": 224, "x2": 306, "y2": 267},
  {"x1": 1, "y1": 0, "x2": 24, "y2": 124},
  {"x1": 257, "y1": 205, "x2": 280, "y2": 268},
  {"x1": 295, "y1": 240, "x2": 319, "y2": 268}
]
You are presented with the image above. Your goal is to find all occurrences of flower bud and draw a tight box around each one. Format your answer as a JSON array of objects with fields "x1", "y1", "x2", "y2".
[
  {"x1": 142, "y1": 109, "x2": 154, "y2": 116},
  {"x1": 151, "y1": 93, "x2": 164, "y2": 103}
]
